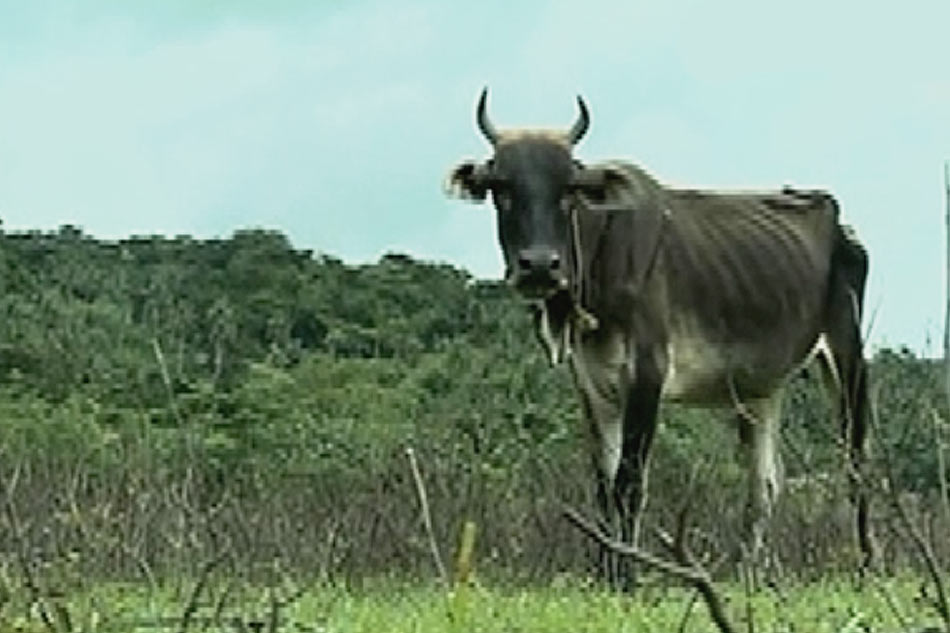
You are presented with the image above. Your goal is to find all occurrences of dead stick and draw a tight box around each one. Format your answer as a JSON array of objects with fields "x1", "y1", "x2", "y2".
[
  {"x1": 931, "y1": 407, "x2": 950, "y2": 529},
  {"x1": 563, "y1": 505, "x2": 737, "y2": 633},
  {"x1": 875, "y1": 394, "x2": 950, "y2": 630},
  {"x1": 943, "y1": 159, "x2": 950, "y2": 528},
  {"x1": 176, "y1": 549, "x2": 228, "y2": 633},
  {"x1": 405, "y1": 447, "x2": 448, "y2": 585},
  {"x1": 944, "y1": 160, "x2": 950, "y2": 450},
  {"x1": 1, "y1": 462, "x2": 58, "y2": 633}
]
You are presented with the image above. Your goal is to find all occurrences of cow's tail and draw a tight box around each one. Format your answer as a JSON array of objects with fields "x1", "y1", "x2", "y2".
[{"x1": 820, "y1": 221, "x2": 874, "y2": 566}]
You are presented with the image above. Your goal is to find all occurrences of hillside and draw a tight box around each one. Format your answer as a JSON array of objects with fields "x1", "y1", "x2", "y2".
[{"x1": 0, "y1": 224, "x2": 946, "y2": 582}]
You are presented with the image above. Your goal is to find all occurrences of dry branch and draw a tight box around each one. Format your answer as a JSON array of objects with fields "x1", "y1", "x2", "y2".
[
  {"x1": 152, "y1": 337, "x2": 185, "y2": 429},
  {"x1": 943, "y1": 160, "x2": 950, "y2": 528},
  {"x1": 405, "y1": 446, "x2": 448, "y2": 585},
  {"x1": 931, "y1": 407, "x2": 950, "y2": 529},
  {"x1": 944, "y1": 160, "x2": 950, "y2": 434},
  {"x1": 873, "y1": 393, "x2": 950, "y2": 632},
  {"x1": 562, "y1": 504, "x2": 737, "y2": 633},
  {"x1": 1, "y1": 460, "x2": 59, "y2": 633},
  {"x1": 176, "y1": 548, "x2": 229, "y2": 633}
]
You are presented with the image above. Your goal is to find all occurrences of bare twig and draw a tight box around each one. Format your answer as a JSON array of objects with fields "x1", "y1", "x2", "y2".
[
  {"x1": 319, "y1": 519, "x2": 342, "y2": 581},
  {"x1": 210, "y1": 578, "x2": 237, "y2": 632},
  {"x1": 863, "y1": 297, "x2": 882, "y2": 344},
  {"x1": 152, "y1": 337, "x2": 184, "y2": 428},
  {"x1": 873, "y1": 393, "x2": 950, "y2": 631},
  {"x1": 943, "y1": 159, "x2": 950, "y2": 534},
  {"x1": 405, "y1": 447, "x2": 448, "y2": 586},
  {"x1": 931, "y1": 407, "x2": 950, "y2": 529},
  {"x1": 153, "y1": 336, "x2": 196, "y2": 505},
  {"x1": 177, "y1": 548, "x2": 229, "y2": 633},
  {"x1": 563, "y1": 504, "x2": 737, "y2": 633},
  {"x1": 675, "y1": 591, "x2": 700, "y2": 633},
  {"x1": 1, "y1": 461, "x2": 59, "y2": 633},
  {"x1": 943, "y1": 160, "x2": 950, "y2": 440},
  {"x1": 563, "y1": 507, "x2": 699, "y2": 580},
  {"x1": 64, "y1": 465, "x2": 159, "y2": 592}
]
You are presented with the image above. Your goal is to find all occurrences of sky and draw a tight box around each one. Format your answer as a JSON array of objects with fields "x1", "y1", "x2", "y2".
[{"x1": 0, "y1": 1, "x2": 948, "y2": 351}]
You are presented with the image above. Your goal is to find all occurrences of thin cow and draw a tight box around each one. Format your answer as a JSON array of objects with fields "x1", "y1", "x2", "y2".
[{"x1": 445, "y1": 88, "x2": 874, "y2": 583}]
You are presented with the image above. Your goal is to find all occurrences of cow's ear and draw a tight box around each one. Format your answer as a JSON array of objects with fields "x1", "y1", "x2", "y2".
[
  {"x1": 444, "y1": 160, "x2": 491, "y2": 202},
  {"x1": 569, "y1": 163, "x2": 626, "y2": 201}
]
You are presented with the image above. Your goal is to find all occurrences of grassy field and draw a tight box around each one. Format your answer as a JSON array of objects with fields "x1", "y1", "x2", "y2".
[
  {"x1": 3, "y1": 574, "x2": 939, "y2": 632},
  {"x1": 297, "y1": 578, "x2": 937, "y2": 633}
]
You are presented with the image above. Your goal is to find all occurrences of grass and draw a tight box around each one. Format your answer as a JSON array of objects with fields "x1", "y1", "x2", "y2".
[
  {"x1": 1, "y1": 573, "x2": 940, "y2": 632},
  {"x1": 303, "y1": 576, "x2": 935, "y2": 633}
]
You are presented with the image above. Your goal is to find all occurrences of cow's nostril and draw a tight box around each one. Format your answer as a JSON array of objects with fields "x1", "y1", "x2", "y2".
[{"x1": 517, "y1": 249, "x2": 560, "y2": 274}]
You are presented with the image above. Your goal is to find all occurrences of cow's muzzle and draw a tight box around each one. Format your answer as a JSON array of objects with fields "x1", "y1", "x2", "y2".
[{"x1": 509, "y1": 247, "x2": 568, "y2": 299}]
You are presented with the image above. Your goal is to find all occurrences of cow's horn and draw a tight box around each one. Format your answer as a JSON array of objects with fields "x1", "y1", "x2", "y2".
[
  {"x1": 476, "y1": 87, "x2": 499, "y2": 146},
  {"x1": 567, "y1": 96, "x2": 589, "y2": 145}
]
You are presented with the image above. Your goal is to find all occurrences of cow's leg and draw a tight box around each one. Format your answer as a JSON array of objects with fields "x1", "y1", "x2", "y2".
[
  {"x1": 572, "y1": 351, "x2": 626, "y2": 586},
  {"x1": 613, "y1": 345, "x2": 663, "y2": 589},
  {"x1": 736, "y1": 389, "x2": 784, "y2": 573},
  {"x1": 576, "y1": 387, "x2": 620, "y2": 582}
]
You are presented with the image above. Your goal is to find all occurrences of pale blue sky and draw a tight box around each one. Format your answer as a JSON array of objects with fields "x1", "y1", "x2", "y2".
[{"x1": 0, "y1": 1, "x2": 947, "y2": 350}]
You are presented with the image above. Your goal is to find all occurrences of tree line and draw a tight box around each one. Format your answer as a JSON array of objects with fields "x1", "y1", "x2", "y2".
[{"x1": 0, "y1": 223, "x2": 946, "y2": 582}]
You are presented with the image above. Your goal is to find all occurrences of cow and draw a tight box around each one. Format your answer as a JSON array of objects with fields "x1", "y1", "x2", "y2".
[{"x1": 445, "y1": 88, "x2": 874, "y2": 585}]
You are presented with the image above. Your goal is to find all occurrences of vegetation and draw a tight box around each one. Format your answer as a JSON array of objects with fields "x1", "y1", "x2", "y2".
[
  {"x1": 1, "y1": 577, "x2": 937, "y2": 632},
  {"x1": 0, "y1": 224, "x2": 948, "y2": 630}
]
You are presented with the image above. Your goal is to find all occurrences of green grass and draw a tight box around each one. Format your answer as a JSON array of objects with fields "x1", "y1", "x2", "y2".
[
  {"x1": 295, "y1": 576, "x2": 935, "y2": 633},
  {"x1": 1, "y1": 574, "x2": 941, "y2": 632}
]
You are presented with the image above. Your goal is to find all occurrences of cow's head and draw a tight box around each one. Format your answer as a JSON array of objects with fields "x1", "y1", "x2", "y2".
[{"x1": 446, "y1": 89, "x2": 616, "y2": 300}]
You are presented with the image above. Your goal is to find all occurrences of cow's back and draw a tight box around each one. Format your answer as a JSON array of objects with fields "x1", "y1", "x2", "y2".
[{"x1": 653, "y1": 187, "x2": 839, "y2": 400}]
